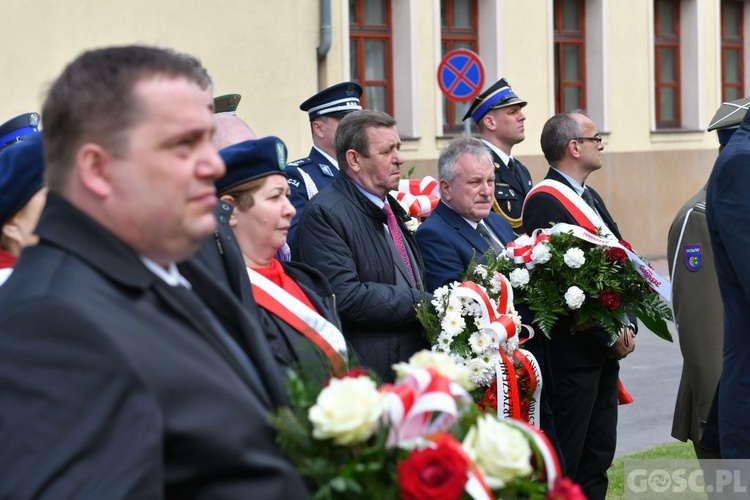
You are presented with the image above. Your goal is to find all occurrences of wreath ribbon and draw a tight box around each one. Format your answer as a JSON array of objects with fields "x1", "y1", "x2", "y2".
[{"x1": 390, "y1": 176, "x2": 440, "y2": 218}]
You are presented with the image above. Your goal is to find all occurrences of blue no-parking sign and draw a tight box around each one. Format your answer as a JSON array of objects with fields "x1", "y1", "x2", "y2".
[{"x1": 437, "y1": 49, "x2": 485, "y2": 103}]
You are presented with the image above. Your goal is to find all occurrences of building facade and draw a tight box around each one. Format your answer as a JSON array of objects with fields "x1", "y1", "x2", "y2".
[{"x1": 1, "y1": 0, "x2": 746, "y2": 255}]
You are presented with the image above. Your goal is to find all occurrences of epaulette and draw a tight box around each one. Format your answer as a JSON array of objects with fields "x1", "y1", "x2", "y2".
[{"x1": 287, "y1": 157, "x2": 312, "y2": 168}]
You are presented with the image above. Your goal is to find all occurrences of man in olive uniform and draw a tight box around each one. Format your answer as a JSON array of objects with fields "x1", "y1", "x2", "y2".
[
  {"x1": 286, "y1": 82, "x2": 362, "y2": 242},
  {"x1": 463, "y1": 78, "x2": 532, "y2": 233}
]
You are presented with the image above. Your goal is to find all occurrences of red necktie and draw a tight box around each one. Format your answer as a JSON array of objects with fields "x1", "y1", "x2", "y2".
[{"x1": 383, "y1": 203, "x2": 416, "y2": 286}]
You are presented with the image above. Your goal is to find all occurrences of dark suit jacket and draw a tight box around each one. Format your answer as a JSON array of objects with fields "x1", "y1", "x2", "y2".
[
  {"x1": 522, "y1": 168, "x2": 626, "y2": 368},
  {"x1": 415, "y1": 200, "x2": 515, "y2": 293},
  {"x1": 0, "y1": 194, "x2": 308, "y2": 499},
  {"x1": 483, "y1": 142, "x2": 533, "y2": 229},
  {"x1": 706, "y1": 110, "x2": 750, "y2": 458}
]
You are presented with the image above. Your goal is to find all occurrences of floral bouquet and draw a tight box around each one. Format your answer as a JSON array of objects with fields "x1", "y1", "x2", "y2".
[
  {"x1": 415, "y1": 262, "x2": 542, "y2": 426},
  {"x1": 268, "y1": 351, "x2": 576, "y2": 499},
  {"x1": 496, "y1": 223, "x2": 673, "y2": 343}
]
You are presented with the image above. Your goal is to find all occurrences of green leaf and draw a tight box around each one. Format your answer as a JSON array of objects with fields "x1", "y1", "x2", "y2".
[{"x1": 633, "y1": 309, "x2": 673, "y2": 342}]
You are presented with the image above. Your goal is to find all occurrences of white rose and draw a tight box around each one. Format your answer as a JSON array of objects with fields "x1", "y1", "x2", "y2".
[
  {"x1": 392, "y1": 349, "x2": 474, "y2": 391},
  {"x1": 564, "y1": 285, "x2": 586, "y2": 309},
  {"x1": 462, "y1": 415, "x2": 533, "y2": 489},
  {"x1": 563, "y1": 247, "x2": 586, "y2": 269},
  {"x1": 530, "y1": 241, "x2": 551, "y2": 264},
  {"x1": 508, "y1": 268, "x2": 530, "y2": 288},
  {"x1": 308, "y1": 376, "x2": 384, "y2": 445},
  {"x1": 405, "y1": 217, "x2": 420, "y2": 233}
]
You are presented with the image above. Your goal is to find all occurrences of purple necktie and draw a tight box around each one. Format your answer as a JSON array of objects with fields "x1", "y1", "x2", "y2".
[{"x1": 383, "y1": 203, "x2": 416, "y2": 286}]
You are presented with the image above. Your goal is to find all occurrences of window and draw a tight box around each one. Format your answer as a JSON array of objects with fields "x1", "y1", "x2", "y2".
[
  {"x1": 554, "y1": 0, "x2": 586, "y2": 113},
  {"x1": 441, "y1": 0, "x2": 478, "y2": 134},
  {"x1": 654, "y1": 0, "x2": 681, "y2": 128},
  {"x1": 721, "y1": 0, "x2": 745, "y2": 102},
  {"x1": 350, "y1": 0, "x2": 393, "y2": 114}
]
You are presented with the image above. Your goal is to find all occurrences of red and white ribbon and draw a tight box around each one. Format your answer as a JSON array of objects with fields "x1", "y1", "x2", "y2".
[
  {"x1": 503, "y1": 418, "x2": 562, "y2": 489},
  {"x1": 381, "y1": 368, "x2": 471, "y2": 446},
  {"x1": 390, "y1": 176, "x2": 440, "y2": 218},
  {"x1": 450, "y1": 280, "x2": 517, "y2": 343}
]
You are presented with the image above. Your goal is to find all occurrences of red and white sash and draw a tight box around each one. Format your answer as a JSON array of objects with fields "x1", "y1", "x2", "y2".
[
  {"x1": 247, "y1": 268, "x2": 348, "y2": 375},
  {"x1": 0, "y1": 249, "x2": 16, "y2": 286}
]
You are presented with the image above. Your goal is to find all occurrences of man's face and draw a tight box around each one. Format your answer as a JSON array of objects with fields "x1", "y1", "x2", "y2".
[
  {"x1": 441, "y1": 152, "x2": 495, "y2": 222},
  {"x1": 313, "y1": 115, "x2": 343, "y2": 156},
  {"x1": 351, "y1": 125, "x2": 403, "y2": 198},
  {"x1": 573, "y1": 114, "x2": 604, "y2": 172},
  {"x1": 485, "y1": 104, "x2": 525, "y2": 152},
  {"x1": 106, "y1": 76, "x2": 225, "y2": 264}
]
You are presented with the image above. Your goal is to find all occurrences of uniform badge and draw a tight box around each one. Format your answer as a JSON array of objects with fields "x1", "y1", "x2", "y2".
[
  {"x1": 320, "y1": 164, "x2": 334, "y2": 177},
  {"x1": 684, "y1": 244, "x2": 702, "y2": 272}
]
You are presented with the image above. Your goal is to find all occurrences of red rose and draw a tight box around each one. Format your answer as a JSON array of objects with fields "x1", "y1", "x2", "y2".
[
  {"x1": 478, "y1": 378, "x2": 498, "y2": 413},
  {"x1": 546, "y1": 477, "x2": 586, "y2": 500},
  {"x1": 605, "y1": 247, "x2": 628, "y2": 264},
  {"x1": 598, "y1": 290, "x2": 621, "y2": 311},
  {"x1": 398, "y1": 435, "x2": 469, "y2": 500}
]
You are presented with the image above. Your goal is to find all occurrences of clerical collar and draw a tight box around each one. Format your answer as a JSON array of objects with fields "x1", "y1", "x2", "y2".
[
  {"x1": 313, "y1": 146, "x2": 339, "y2": 169},
  {"x1": 550, "y1": 167, "x2": 586, "y2": 196},
  {"x1": 481, "y1": 139, "x2": 514, "y2": 168},
  {"x1": 140, "y1": 257, "x2": 191, "y2": 288}
]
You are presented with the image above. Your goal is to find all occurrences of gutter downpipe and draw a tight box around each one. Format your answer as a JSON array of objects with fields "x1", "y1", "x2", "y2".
[{"x1": 317, "y1": 0, "x2": 332, "y2": 88}]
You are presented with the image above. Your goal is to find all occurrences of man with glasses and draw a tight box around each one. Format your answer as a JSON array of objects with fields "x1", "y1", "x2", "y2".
[
  {"x1": 463, "y1": 78, "x2": 532, "y2": 233},
  {"x1": 522, "y1": 110, "x2": 635, "y2": 500}
]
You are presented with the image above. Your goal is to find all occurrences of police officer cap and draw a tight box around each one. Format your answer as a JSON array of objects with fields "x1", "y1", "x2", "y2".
[
  {"x1": 0, "y1": 112, "x2": 40, "y2": 151},
  {"x1": 0, "y1": 132, "x2": 44, "y2": 227},
  {"x1": 217, "y1": 136, "x2": 288, "y2": 194},
  {"x1": 462, "y1": 78, "x2": 527, "y2": 123},
  {"x1": 300, "y1": 82, "x2": 363, "y2": 121},
  {"x1": 214, "y1": 94, "x2": 241, "y2": 114},
  {"x1": 707, "y1": 96, "x2": 750, "y2": 146}
]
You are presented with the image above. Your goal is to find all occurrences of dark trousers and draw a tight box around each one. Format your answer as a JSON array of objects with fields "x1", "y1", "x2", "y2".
[{"x1": 551, "y1": 359, "x2": 619, "y2": 500}]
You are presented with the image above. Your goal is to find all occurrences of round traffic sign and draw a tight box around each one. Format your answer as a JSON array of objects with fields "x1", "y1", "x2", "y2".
[{"x1": 437, "y1": 49, "x2": 485, "y2": 103}]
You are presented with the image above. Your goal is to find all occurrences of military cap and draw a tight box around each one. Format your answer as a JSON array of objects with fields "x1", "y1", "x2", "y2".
[
  {"x1": 0, "y1": 132, "x2": 45, "y2": 227},
  {"x1": 217, "y1": 136, "x2": 288, "y2": 194},
  {"x1": 462, "y1": 78, "x2": 527, "y2": 123},
  {"x1": 0, "y1": 112, "x2": 40, "y2": 151},
  {"x1": 214, "y1": 94, "x2": 242, "y2": 114},
  {"x1": 707, "y1": 96, "x2": 750, "y2": 145},
  {"x1": 300, "y1": 82, "x2": 363, "y2": 121}
]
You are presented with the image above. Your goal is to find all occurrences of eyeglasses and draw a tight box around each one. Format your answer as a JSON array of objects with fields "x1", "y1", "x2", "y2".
[{"x1": 573, "y1": 136, "x2": 603, "y2": 145}]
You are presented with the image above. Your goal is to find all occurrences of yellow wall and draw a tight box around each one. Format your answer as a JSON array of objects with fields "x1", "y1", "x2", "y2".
[{"x1": 0, "y1": 0, "x2": 730, "y2": 256}]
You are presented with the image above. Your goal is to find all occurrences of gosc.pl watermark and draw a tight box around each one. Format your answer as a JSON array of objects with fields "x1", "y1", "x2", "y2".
[{"x1": 625, "y1": 460, "x2": 750, "y2": 498}]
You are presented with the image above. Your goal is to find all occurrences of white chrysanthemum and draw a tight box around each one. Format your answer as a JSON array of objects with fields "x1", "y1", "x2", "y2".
[
  {"x1": 485, "y1": 329, "x2": 501, "y2": 349},
  {"x1": 564, "y1": 286, "x2": 586, "y2": 309},
  {"x1": 474, "y1": 265, "x2": 488, "y2": 279},
  {"x1": 508, "y1": 268, "x2": 530, "y2": 288},
  {"x1": 467, "y1": 357, "x2": 492, "y2": 385},
  {"x1": 449, "y1": 352, "x2": 468, "y2": 366},
  {"x1": 469, "y1": 331, "x2": 491, "y2": 355},
  {"x1": 481, "y1": 348, "x2": 501, "y2": 368},
  {"x1": 508, "y1": 308, "x2": 523, "y2": 335},
  {"x1": 441, "y1": 312, "x2": 466, "y2": 336},
  {"x1": 502, "y1": 335, "x2": 519, "y2": 354},
  {"x1": 531, "y1": 241, "x2": 552, "y2": 264},
  {"x1": 405, "y1": 217, "x2": 420, "y2": 233},
  {"x1": 489, "y1": 279, "x2": 500, "y2": 295},
  {"x1": 445, "y1": 296, "x2": 462, "y2": 314},
  {"x1": 463, "y1": 301, "x2": 482, "y2": 317},
  {"x1": 563, "y1": 247, "x2": 586, "y2": 269},
  {"x1": 436, "y1": 331, "x2": 454, "y2": 350}
]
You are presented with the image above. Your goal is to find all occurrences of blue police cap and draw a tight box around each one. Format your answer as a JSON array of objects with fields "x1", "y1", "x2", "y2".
[
  {"x1": 0, "y1": 112, "x2": 41, "y2": 151},
  {"x1": 0, "y1": 132, "x2": 45, "y2": 227},
  {"x1": 300, "y1": 82, "x2": 363, "y2": 121},
  {"x1": 462, "y1": 78, "x2": 527, "y2": 123},
  {"x1": 217, "y1": 136, "x2": 288, "y2": 194}
]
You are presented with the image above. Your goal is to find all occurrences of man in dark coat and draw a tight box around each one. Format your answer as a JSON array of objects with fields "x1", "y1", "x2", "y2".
[
  {"x1": 522, "y1": 111, "x2": 635, "y2": 500},
  {"x1": 463, "y1": 78, "x2": 533, "y2": 232},
  {"x1": 706, "y1": 103, "x2": 750, "y2": 459},
  {"x1": 291, "y1": 110, "x2": 431, "y2": 383},
  {"x1": 0, "y1": 45, "x2": 308, "y2": 498},
  {"x1": 415, "y1": 136, "x2": 515, "y2": 293}
]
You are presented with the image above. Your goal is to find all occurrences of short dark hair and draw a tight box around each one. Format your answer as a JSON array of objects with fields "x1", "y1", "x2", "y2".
[
  {"x1": 540, "y1": 110, "x2": 585, "y2": 164},
  {"x1": 334, "y1": 110, "x2": 397, "y2": 169},
  {"x1": 42, "y1": 45, "x2": 212, "y2": 192},
  {"x1": 438, "y1": 136, "x2": 493, "y2": 183}
]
